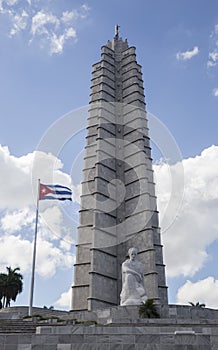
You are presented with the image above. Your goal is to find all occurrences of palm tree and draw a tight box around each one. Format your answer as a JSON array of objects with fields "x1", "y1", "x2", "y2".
[
  {"x1": 138, "y1": 299, "x2": 160, "y2": 319},
  {"x1": 189, "y1": 301, "x2": 206, "y2": 308},
  {"x1": 0, "y1": 267, "x2": 23, "y2": 308}
]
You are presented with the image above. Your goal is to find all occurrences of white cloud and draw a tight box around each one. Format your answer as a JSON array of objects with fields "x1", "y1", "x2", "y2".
[
  {"x1": 5, "y1": 0, "x2": 18, "y2": 5},
  {"x1": 176, "y1": 46, "x2": 199, "y2": 61},
  {"x1": 0, "y1": 145, "x2": 72, "y2": 210},
  {"x1": 0, "y1": 1, "x2": 90, "y2": 55},
  {"x1": 0, "y1": 232, "x2": 74, "y2": 278},
  {"x1": 61, "y1": 11, "x2": 77, "y2": 24},
  {"x1": 1, "y1": 207, "x2": 35, "y2": 233},
  {"x1": 49, "y1": 27, "x2": 76, "y2": 55},
  {"x1": 209, "y1": 51, "x2": 218, "y2": 62},
  {"x1": 31, "y1": 10, "x2": 59, "y2": 36},
  {"x1": 212, "y1": 88, "x2": 218, "y2": 97},
  {"x1": 55, "y1": 287, "x2": 72, "y2": 308},
  {"x1": 0, "y1": 145, "x2": 78, "y2": 281},
  {"x1": 177, "y1": 277, "x2": 218, "y2": 309},
  {"x1": 208, "y1": 24, "x2": 218, "y2": 68},
  {"x1": 154, "y1": 145, "x2": 218, "y2": 278},
  {"x1": 10, "y1": 9, "x2": 28, "y2": 36},
  {"x1": 71, "y1": 183, "x2": 81, "y2": 204}
]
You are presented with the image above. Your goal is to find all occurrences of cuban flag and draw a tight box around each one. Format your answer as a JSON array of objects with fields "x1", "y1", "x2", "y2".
[{"x1": 39, "y1": 183, "x2": 72, "y2": 201}]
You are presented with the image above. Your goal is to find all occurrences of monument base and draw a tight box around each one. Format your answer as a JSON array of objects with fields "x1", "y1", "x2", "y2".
[{"x1": 1, "y1": 305, "x2": 218, "y2": 349}]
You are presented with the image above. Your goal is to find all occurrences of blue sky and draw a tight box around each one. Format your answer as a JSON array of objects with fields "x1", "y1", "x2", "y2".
[{"x1": 0, "y1": 0, "x2": 218, "y2": 310}]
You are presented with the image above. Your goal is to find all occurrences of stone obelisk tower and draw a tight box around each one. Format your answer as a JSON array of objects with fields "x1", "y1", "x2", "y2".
[{"x1": 72, "y1": 27, "x2": 168, "y2": 311}]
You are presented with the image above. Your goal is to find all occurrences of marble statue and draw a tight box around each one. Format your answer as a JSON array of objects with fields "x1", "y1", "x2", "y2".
[{"x1": 120, "y1": 247, "x2": 147, "y2": 306}]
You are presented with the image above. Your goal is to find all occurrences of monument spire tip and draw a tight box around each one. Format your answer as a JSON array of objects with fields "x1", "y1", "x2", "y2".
[{"x1": 115, "y1": 24, "x2": 120, "y2": 39}]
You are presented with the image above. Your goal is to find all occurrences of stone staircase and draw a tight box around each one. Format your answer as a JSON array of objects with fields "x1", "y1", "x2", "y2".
[{"x1": 0, "y1": 319, "x2": 37, "y2": 333}]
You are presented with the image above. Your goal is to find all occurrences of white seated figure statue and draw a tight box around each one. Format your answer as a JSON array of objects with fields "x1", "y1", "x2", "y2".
[{"x1": 120, "y1": 247, "x2": 147, "y2": 306}]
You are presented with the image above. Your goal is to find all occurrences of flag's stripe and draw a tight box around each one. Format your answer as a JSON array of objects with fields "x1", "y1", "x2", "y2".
[
  {"x1": 51, "y1": 190, "x2": 72, "y2": 195},
  {"x1": 41, "y1": 195, "x2": 72, "y2": 201},
  {"x1": 44, "y1": 184, "x2": 72, "y2": 191}
]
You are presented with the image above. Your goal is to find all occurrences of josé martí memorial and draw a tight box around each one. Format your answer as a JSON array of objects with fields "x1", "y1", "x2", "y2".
[{"x1": 1, "y1": 27, "x2": 218, "y2": 350}]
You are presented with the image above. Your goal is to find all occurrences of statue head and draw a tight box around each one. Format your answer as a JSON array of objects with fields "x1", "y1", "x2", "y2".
[{"x1": 128, "y1": 247, "x2": 138, "y2": 261}]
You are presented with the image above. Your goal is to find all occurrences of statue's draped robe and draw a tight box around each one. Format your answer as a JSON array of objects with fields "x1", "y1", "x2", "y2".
[{"x1": 120, "y1": 259, "x2": 147, "y2": 306}]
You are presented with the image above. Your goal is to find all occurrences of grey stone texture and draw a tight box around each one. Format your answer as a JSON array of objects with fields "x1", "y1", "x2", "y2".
[
  {"x1": 72, "y1": 33, "x2": 168, "y2": 311},
  {"x1": 2, "y1": 305, "x2": 218, "y2": 349}
]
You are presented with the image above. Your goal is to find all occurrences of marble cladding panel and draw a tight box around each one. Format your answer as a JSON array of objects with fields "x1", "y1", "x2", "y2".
[
  {"x1": 72, "y1": 286, "x2": 89, "y2": 310},
  {"x1": 74, "y1": 264, "x2": 91, "y2": 285},
  {"x1": 101, "y1": 60, "x2": 115, "y2": 73},
  {"x1": 123, "y1": 85, "x2": 144, "y2": 98},
  {"x1": 124, "y1": 164, "x2": 148, "y2": 185},
  {"x1": 150, "y1": 211, "x2": 159, "y2": 228},
  {"x1": 92, "y1": 61, "x2": 102, "y2": 72},
  {"x1": 128, "y1": 229, "x2": 154, "y2": 251},
  {"x1": 92, "y1": 75, "x2": 115, "y2": 89},
  {"x1": 101, "y1": 56, "x2": 115, "y2": 68},
  {"x1": 99, "y1": 109, "x2": 116, "y2": 123},
  {"x1": 90, "y1": 91, "x2": 115, "y2": 103},
  {"x1": 124, "y1": 139, "x2": 145, "y2": 157},
  {"x1": 90, "y1": 274, "x2": 118, "y2": 304},
  {"x1": 94, "y1": 211, "x2": 117, "y2": 228},
  {"x1": 95, "y1": 177, "x2": 115, "y2": 198},
  {"x1": 147, "y1": 169, "x2": 155, "y2": 184},
  {"x1": 123, "y1": 127, "x2": 144, "y2": 141},
  {"x1": 97, "y1": 139, "x2": 116, "y2": 156},
  {"x1": 77, "y1": 226, "x2": 93, "y2": 245},
  {"x1": 152, "y1": 228, "x2": 161, "y2": 245},
  {"x1": 124, "y1": 211, "x2": 153, "y2": 235},
  {"x1": 80, "y1": 210, "x2": 93, "y2": 226},
  {"x1": 87, "y1": 116, "x2": 99, "y2": 128},
  {"x1": 124, "y1": 151, "x2": 147, "y2": 171},
  {"x1": 92, "y1": 228, "x2": 117, "y2": 249},
  {"x1": 125, "y1": 192, "x2": 151, "y2": 217},
  {"x1": 96, "y1": 154, "x2": 116, "y2": 171},
  {"x1": 144, "y1": 274, "x2": 159, "y2": 300},
  {"x1": 82, "y1": 168, "x2": 96, "y2": 182},
  {"x1": 122, "y1": 68, "x2": 142, "y2": 81},
  {"x1": 86, "y1": 135, "x2": 97, "y2": 146},
  {"x1": 81, "y1": 180, "x2": 95, "y2": 196},
  {"x1": 91, "y1": 83, "x2": 115, "y2": 97},
  {"x1": 122, "y1": 53, "x2": 137, "y2": 65},
  {"x1": 98, "y1": 126, "x2": 116, "y2": 141},
  {"x1": 86, "y1": 125, "x2": 98, "y2": 137},
  {"x1": 158, "y1": 288, "x2": 169, "y2": 304},
  {"x1": 122, "y1": 76, "x2": 143, "y2": 89},
  {"x1": 91, "y1": 69, "x2": 115, "y2": 82},
  {"x1": 92, "y1": 250, "x2": 117, "y2": 278},
  {"x1": 88, "y1": 299, "x2": 116, "y2": 310},
  {"x1": 144, "y1": 147, "x2": 152, "y2": 158},
  {"x1": 96, "y1": 164, "x2": 116, "y2": 182},
  {"x1": 80, "y1": 194, "x2": 95, "y2": 211},
  {"x1": 85, "y1": 144, "x2": 97, "y2": 158},
  {"x1": 123, "y1": 92, "x2": 145, "y2": 105},
  {"x1": 124, "y1": 120, "x2": 148, "y2": 136},
  {"x1": 143, "y1": 249, "x2": 157, "y2": 272},
  {"x1": 125, "y1": 179, "x2": 149, "y2": 200},
  {"x1": 156, "y1": 264, "x2": 167, "y2": 286},
  {"x1": 122, "y1": 45, "x2": 136, "y2": 55},
  {"x1": 99, "y1": 121, "x2": 116, "y2": 135},
  {"x1": 101, "y1": 44, "x2": 115, "y2": 54},
  {"x1": 75, "y1": 242, "x2": 91, "y2": 262},
  {"x1": 84, "y1": 156, "x2": 97, "y2": 171},
  {"x1": 122, "y1": 61, "x2": 140, "y2": 73}
]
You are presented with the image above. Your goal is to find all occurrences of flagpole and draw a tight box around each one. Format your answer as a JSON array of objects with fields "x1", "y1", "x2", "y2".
[{"x1": 29, "y1": 178, "x2": 40, "y2": 316}]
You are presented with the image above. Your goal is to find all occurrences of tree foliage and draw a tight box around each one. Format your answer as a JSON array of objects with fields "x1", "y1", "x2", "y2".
[
  {"x1": 189, "y1": 301, "x2": 206, "y2": 308},
  {"x1": 138, "y1": 298, "x2": 160, "y2": 319},
  {"x1": 0, "y1": 267, "x2": 23, "y2": 308}
]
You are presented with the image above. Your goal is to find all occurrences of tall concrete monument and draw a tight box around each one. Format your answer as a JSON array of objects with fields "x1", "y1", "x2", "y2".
[{"x1": 72, "y1": 27, "x2": 168, "y2": 311}]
